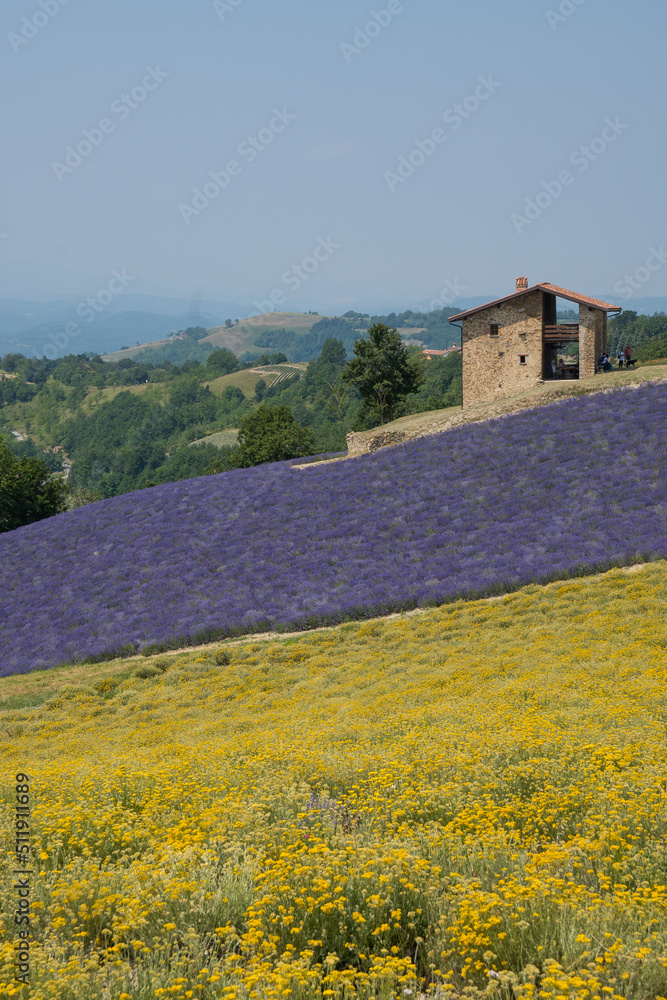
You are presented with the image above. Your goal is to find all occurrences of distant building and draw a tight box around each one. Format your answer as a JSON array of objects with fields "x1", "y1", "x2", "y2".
[
  {"x1": 422, "y1": 346, "x2": 460, "y2": 360},
  {"x1": 448, "y1": 278, "x2": 621, "y2": 408}
]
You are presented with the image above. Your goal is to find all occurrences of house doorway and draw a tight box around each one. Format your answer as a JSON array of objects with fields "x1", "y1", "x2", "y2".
[{"x1": 543, "y1": 342, "x2": 579, "y2": 381}]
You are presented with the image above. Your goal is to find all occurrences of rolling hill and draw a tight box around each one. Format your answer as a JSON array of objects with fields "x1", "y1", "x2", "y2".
[
  {"x1": 204, "y1": 361, "x2": 307, "y2": 400},
  {"x1": 103, "y1": 312, "x2": 329, "y2": 363},
  {"x1": 1, "y1": 561, "x2": 666, "y2": 997},
  {"x1": 2, "y1": 379, "x2": 667, "y2": 673}
]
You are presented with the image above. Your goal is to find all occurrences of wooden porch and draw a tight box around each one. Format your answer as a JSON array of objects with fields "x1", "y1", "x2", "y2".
[{"x1": 543, "y1": 324, "x2": 580, "y2": 342}]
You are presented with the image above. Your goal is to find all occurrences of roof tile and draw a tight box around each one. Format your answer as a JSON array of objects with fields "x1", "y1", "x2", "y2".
[{"x1": 448, "y1": 283, "x2": 620, "y2": 321}]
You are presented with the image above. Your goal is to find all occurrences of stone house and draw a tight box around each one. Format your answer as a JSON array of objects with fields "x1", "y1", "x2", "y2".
[{"x1": 448, "y1": 278, "x2": 621, "y2": 408}]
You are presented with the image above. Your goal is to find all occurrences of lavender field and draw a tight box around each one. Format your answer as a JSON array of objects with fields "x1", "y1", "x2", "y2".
[{"x1": 2, "y1": 383, "x2": 667, "y2": 674}]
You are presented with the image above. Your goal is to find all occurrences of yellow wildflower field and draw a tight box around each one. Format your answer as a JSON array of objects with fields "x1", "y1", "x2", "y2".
[{"x1": 1, "y1": 563, "x2": 667, "y2": 1000}]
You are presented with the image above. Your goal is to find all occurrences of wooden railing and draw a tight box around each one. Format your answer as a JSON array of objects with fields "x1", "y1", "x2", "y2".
[{"x1": 543, "y1": 324, "x2": 580, "y2": 341}]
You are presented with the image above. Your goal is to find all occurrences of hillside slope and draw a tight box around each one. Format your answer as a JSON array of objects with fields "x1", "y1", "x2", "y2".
[
  {"x1": 103, "y1": 312, "x2": 328, "y2": 363},
  {"x1": 346, "y1": 364, "x2": 667, "y2": 456},
  {"x1": 2, "y1": 381, "x2": 667, "y2": 673},
  {"x1": 1, "y1": 563, "x2": 666, "y2": 997}
]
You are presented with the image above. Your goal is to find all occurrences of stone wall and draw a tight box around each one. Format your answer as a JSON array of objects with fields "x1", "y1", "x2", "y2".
[
  {"x1": 461, "y1": 289, "x2": 544, "y2": 407},
  {"x1": 344, "y1": 369, "x2": 667, "y2": 458},
  {"x1": 579, "y1": 306, "x2": 607, "y2": 378}
]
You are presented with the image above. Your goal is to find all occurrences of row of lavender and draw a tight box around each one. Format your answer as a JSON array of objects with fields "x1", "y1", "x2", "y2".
[{"x1": 2, "y1": 383, "x2": 666, "y2": 674}]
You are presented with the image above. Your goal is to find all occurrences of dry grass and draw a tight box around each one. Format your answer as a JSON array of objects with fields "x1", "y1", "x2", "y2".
[
  {"x1": 189, "y1": 428, "x2": 240, "y2": 448},
  {"x1": 205, "y1": 363, "x2": 306, "y2": 399},
  {"x1": 347, "y1": 364, "x2": 667, "y2": 456}
]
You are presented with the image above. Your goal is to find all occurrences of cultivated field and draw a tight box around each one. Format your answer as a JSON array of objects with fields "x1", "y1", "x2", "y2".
[
  {"x1": 206, "y1": 364, "x2": 307, "y2": 400},
  {"x1": 1, "y1": 563, "x2": 666, "y2": 999},
  {"x1": 347, "y1": 364, "x2": 667, "y2": 456},
  {"x1": 3, "y1": 381, "x2": 667, "y2": 673}
]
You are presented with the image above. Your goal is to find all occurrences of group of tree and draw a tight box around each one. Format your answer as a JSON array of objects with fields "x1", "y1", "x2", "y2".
[
  {"x1": 0, "y1": 321, "x2": 463, "y2": 529},
  {"x1": 608, "y1": 311, "x2": 667, "y2": 359},
  {"x1": 244, "y1": 308, "x2": 461, "y2": 365},
  {"x1": 0, "y1": 349, "x2": 223, "y2": 406},
  {"x1": 208, "y1": 325, "x2": 459, "y2": 470},
  {"x1": 342, "y1": 323, "x2": 424, "y2": 423},
  {"x1": 8, "y1": 304, "x2": 667, "y2": 535},
  {"x1": 0, "y1": 439, "x2": 68, "y2": 533}
]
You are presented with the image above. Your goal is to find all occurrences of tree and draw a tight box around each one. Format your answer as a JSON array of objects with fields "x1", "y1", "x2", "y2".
[
  {"x1": 0, "y1": 441, "x2": 68, "y2": 533},
  {"x1": 342, "y1": 323, "x2": 423, "y2": 424},
  {"x1": 254, "y1": 379, "x2": 267, "y2": 402},
  {"x1": 232, "y1": 405, "x2": 312, "y2": 468},
  {"x1": 206, "y1": 348, "x2": 238, "y2": 376}
]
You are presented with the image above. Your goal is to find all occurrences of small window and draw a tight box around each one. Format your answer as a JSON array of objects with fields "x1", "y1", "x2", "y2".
[
  {"x1": 519, "y1": 355, "x2": 526, "y2": 365},
  {"x1": 489, "y1": 323, "x2": 499, "y2": 337}
]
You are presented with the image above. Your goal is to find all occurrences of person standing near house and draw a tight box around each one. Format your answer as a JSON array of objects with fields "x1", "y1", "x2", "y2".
[
  {"x1": 558, "y1": 358, "x2": 565, "y2": 378},
  {"x1": 551, "y1": 357, "x2": 557, "y2": 379},
  {"x1": 624, "y1": 344, "x2": 633, "y2": 364},
  {"x1": 617, "y1": 351, "x2": 624, "y2": 369}
]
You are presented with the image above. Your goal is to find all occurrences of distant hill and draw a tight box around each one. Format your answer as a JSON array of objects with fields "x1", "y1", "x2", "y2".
[
  {"x1": 104, "y1": 312, "x2": 331, "y2": 364},
  {"x1": 102, "y1": 307, "x2": 463, "y2": 367},
  {"x1": 0, "y1": 294, "x2": 244, "y2": 359}
]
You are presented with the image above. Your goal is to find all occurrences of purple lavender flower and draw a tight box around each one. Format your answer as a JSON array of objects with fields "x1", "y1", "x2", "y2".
[{"x1": 1, "y1": 383, "x2": 667, "y2": 674}]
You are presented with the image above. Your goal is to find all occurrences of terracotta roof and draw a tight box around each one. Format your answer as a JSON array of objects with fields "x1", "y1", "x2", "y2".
[{"x1": 448, "y1": 283, "x2": 621, "y2": 321}]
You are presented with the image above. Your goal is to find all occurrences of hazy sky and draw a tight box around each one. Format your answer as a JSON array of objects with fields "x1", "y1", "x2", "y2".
[{"x1": 1, "y1": 0, "x2": 665, "y2": 312}]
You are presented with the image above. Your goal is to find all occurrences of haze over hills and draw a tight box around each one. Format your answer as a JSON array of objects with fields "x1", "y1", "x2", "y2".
[
  {"x1": 0, "y1": 293, "x2": 247, "y2": 359},
  {"x1": 4, "y1": 293, "x2": 666, "y2": 361}
]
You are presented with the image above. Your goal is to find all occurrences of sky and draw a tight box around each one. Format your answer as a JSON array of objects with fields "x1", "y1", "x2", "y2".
[{"x1": 1, "y1": 0, "x2": 666, "y2": 315}]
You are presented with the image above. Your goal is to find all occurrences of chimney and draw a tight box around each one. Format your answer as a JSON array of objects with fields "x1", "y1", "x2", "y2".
[{"x1": 516, "y1": 276, "x2": 528, "y2": 293}]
